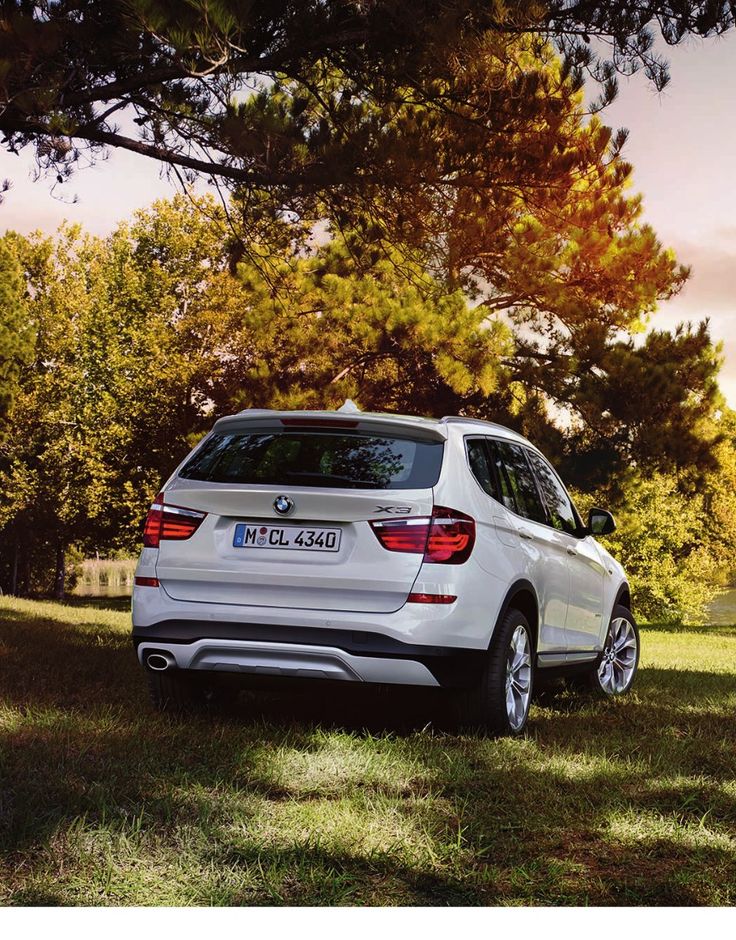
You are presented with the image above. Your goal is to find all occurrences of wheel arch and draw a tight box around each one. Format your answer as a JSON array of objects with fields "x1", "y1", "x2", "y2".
[
  {"x1": 491, "y1": 579, "x2": 539, "y2": 653},
  {"x1": 614, "y1": 581, "x2": 632, "y2": 616}
]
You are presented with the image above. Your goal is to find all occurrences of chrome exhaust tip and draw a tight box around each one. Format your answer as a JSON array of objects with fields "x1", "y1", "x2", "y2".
[{"x1": 147, "y1": 652, "x2": 175, "y2": 672}]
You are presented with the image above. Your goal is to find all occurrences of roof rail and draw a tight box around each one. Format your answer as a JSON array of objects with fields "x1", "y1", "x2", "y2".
[
  {"x1": 440, "y1": 416, "x2": 501, "y2": 428},
  {"x1": 440, "y1": 415, "x2": 527, "y2": 437}
]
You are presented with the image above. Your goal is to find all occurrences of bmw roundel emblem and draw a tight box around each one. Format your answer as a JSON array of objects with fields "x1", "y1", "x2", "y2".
[{"x1": 273, "y1": 495, "x2": 294, "y2": 516}]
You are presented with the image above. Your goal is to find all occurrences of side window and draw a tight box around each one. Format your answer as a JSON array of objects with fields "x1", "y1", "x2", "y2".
[
  {"x1": 527, "y1": 451, "x2": 579, "y2": 536},
  {"x1": 486, "y1": 439, "x2": 517, "y2": 512},
  {"x1": 492, "y1": 440, "x2": 547, "y2": 524},
  {"x1": 466, "y1": 438, "x2": 498, "y2": 500}
]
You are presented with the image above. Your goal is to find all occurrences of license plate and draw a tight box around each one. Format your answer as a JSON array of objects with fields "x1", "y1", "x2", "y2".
[{"x1": 233, "y1": 523, "x2": 342, "y2": 552}]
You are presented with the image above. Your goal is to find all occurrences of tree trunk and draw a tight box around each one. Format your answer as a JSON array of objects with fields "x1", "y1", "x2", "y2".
[
  {"x1": 20, "y1": 545, "x2": 30, "y2": 597},
  {"x1": 10, "y1": 541, "x2": 18, "y2": 595},
  {"x1": 53, "y1": 542, "x2": 66, "y2": 601}
]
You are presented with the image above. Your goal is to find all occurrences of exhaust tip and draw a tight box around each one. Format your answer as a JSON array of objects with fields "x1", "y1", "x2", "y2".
[{"x1": 147, "y1": 652, "x2": 174, "y2": 672}]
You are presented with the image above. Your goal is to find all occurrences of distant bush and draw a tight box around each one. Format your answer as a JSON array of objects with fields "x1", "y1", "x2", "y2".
[{"x1": 573, "y1": 474, "x2": 721, "y2": 625}]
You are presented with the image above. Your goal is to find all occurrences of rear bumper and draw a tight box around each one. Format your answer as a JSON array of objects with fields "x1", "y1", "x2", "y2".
[{"x1": 133, "y1": 620, "x2": 484, "y2": 688}]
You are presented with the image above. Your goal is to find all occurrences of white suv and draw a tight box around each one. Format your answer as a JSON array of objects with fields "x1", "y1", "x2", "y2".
[{"x1": 132, "y1": 405, "x2": 639, "y2": 735}]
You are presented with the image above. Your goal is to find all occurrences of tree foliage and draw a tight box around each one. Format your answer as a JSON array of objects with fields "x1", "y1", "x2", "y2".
[
  {"x1": 0, "y1": 235, "x2": 34, "y2": 430},
  {"x1": 0, "y1": 193, "x2": 728, "y2": 603},
  {"x1": 3, "y1": 5, "x2": 720, "y2": 469},
  {"x1": 0, "y1": 199, "x2": 251, "y2": 594},
  {"x1": 0, "y1": 1, "x2": 732, "y2": 233},
  {"x1": 230, "y1": 236, "x2": 511, "y2": 415},
  {"x1": 572, "y1": 432, "x2": 736, "y2": 625}
]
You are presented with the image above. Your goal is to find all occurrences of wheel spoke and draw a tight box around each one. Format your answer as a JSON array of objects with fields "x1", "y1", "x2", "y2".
[
  {"x1": 600, "y1": 659, "x2": 614, "y2": 690},
  {"x1": 506, "y1": 685, "x2": 517, "y2": 720},
  {"x1": 613, "y1": 625, "x2": 635, "y2": 653},
  {"x1": 505, "y1": 624, "x2": 532, "y2": 730}
]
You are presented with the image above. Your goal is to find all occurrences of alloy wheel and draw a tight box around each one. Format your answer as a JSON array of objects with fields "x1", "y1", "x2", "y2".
[
  {"x1": 505, "y1": 624, "x2": 532, "y2": 731},
  {"x1": 597, "y1": 617, "x2": 638, "y2": 694}
]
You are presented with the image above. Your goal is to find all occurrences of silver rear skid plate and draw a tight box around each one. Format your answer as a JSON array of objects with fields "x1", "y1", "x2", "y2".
[{"x1": 137, "y1": 638, "x2": 439, "y2": 686}]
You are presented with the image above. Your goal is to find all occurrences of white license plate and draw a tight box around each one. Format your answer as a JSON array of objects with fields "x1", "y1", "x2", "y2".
[{"x1": 233, "y1": 523, "x2": 341, "y2": 552}]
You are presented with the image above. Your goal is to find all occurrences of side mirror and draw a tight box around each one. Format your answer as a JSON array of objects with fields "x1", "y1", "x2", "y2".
[{"x1": 588, "y1": 507, "x2": 616, "y2": 536}]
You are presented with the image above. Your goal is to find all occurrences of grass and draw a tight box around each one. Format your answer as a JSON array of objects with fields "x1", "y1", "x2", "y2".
[
  {"x1": 0, "y1": 595, "x2": 735, "y2": 906},
  {"x1": 73, "y1": 558, "x2": 137, "y2": 596}
]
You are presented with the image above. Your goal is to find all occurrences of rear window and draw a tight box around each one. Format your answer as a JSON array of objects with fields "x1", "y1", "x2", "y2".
[{"x1": 179, "y1": 430, "x2": 444, "y2": 489}]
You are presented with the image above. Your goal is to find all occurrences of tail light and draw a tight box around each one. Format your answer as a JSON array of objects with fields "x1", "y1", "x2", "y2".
[
  {"x1": 407, "y1": 593, "x2": 457, "y2": 604},
  {"x1": 370, "y1": 505, "x2": 475, "y2": 564},
  {"x1": 134, "y1": 576, "x2": 160, "y2": 587},
  {"x1": 142, "y1": 493, "x2": 206, "y2": 548}
]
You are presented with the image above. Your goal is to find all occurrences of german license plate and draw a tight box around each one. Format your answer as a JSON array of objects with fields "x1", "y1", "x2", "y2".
[{"x1": 233, "y1": 523, "x2": 341, "y2": 552}]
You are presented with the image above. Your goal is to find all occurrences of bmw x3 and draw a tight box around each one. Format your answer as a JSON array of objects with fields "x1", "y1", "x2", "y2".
[{"x1": 132, "y1": 404, "x2": 639, "y2": 735}]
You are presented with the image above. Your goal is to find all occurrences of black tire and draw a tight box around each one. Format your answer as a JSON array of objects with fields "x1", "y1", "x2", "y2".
[
  {"x1": 573, "y1": 604, "x2": 640, "y2": 697},
  {"x1": 147, "y1": 668, "x2": 239, "y2": 713},
  {"x1": 457, "y1": 607, "x2": 535, "y2": 736}
]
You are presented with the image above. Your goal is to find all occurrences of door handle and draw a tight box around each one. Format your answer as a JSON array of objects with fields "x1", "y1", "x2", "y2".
[
  {"x1": 518, "y1": 529, "x2": 534, "y2": 540},
  {"x1": 566, "y1": 546, "x2": 578, "y2": 556}
]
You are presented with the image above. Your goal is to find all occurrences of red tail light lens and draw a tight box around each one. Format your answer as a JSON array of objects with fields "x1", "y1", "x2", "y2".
[
  {"x1": 142, "y1": 493, "x2": 206, "y2": 548},
  {"x1": 134, "y1": 576, "x2": 160, "y2": 587},
  {"x1": 370, "y1": 505, "x2": 475, "y2": 564},
  {"x1": 407, "y1": 593, "x2": 457, "y2": 604},
  {"x1": 370, "y1": 518, "x2": 431, "y2": 554},
  {"x1": 425, "y1": 506, "x2": 475, "y2": 563}
]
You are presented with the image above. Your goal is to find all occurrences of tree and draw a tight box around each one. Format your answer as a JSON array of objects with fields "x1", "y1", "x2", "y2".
[
  {"x1": 0, "y1": 196, "x2": 253, "y2": 596},
  {"x1": 1, "y1": 5, "x2": 724, "y2": 483},
  {"x1": 0, "y1": 1, "x2": 732, "y2": 217},
  {"x1": 0, "y1": 235, "x2": 33, "y2": 430},
  {"x1": 0, "y1": 195, "x2": 727, "y2": 602},
  {"x1": 0, "y1": 226, "x2": 137, "y2": 597},
  {"x1": 569, "y1": 405, "x2": 736, "y2": 623},
  {"x1": 558, "y1": 323, "x2": 724, "y2": 485},
  {"x1": 225, "y1": 235, "x2": 512, "y2": 416},
  {"x1": 573, "y1": 474, "x2": 719, "y2": 624}
]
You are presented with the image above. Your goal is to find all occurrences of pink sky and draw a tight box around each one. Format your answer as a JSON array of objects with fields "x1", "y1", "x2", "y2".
[
  {"x1": 2, "y1": 32, "x2": 736, "y2": 401},
  {"x1": 603, "y1": 32, "x2": 736, "y2": 406}
]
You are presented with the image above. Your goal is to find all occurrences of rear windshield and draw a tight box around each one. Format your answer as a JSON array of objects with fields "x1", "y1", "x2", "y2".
[{"x1": 179, "y1": 430, "x2": 444, "y2": 489}]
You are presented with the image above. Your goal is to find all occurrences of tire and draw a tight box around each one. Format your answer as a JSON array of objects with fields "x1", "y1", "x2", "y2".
[
  {"x1": 575, "y1": 604, "x2": 640, "y2": 697},
  {"x1": 147, "y1": 668, "x2": 238, "y2": 713},
  {"x1": 457, "y1": 607, "x2": 534, "y2": 736}
]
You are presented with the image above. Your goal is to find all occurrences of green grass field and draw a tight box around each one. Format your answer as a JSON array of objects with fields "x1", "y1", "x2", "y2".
[{"x1": 1, "y1": 595, "x2": 734, "y2": 906}]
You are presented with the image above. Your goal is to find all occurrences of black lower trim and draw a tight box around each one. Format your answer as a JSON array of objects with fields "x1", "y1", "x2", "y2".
[
  {"x1": 132, "y1": 619, "x2": 485, "y2": 688},
  {"x1": 536, "y1": 650, "x2": 602, "y2": 680},
  {"x1": 537, "y1": 650, "x2": 599, "y2": 668}
]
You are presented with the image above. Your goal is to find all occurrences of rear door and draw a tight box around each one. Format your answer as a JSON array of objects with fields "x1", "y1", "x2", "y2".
[
  {"x1": 525, "y1": 450, "x2": 606, "y2": 649},
  {"x1": 490, "y1": 440, "x2": 570, "y2": 651},
  {"x1": 155, "y1": 421, "x2": 445, "y2": 613}
]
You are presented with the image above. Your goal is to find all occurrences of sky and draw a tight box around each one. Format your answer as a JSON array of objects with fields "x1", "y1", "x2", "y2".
[{"x1": 2, "y1": 32, "x2": 736, "y2": 400}]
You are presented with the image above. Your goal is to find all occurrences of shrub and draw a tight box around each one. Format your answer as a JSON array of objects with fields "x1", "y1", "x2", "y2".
[{"x1": 573, "y1": 474, "x2": 717, "y2": 624}]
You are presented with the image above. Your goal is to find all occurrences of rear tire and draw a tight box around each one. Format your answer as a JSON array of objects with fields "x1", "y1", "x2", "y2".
[{"x1": 457, "y1": 608, "x2": 534, "y2": 736}]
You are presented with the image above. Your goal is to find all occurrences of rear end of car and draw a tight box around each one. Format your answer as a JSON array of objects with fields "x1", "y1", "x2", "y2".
[{"x1": 132, "y1": 410, "x2": 489, "y2": 697}]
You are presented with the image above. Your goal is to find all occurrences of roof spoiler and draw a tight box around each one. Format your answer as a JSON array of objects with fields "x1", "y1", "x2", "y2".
[{"x1": 211, "y1": 410, "x2": 447, "y2": 442}]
